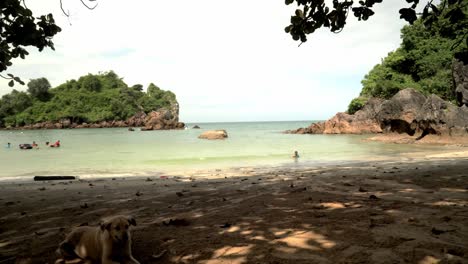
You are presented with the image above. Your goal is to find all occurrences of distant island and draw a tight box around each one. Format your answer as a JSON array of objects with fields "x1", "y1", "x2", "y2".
[
  {"x1": 288, "y1": 1, "x2": 468, "y2": 143},
  {"x1": 0, "y1": 71, "x2": 184, "y2": 130}
]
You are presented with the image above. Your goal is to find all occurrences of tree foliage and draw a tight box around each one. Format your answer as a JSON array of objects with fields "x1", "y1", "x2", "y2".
[
  {"x1": 347, "y1": 97, "x2": 367, "y2": 114},
  {"x1": 27, "y1": 77, "x2": 51, "y2": 101},
  {"x1": 0, "y1": 0, "x2": 61, "y2": 85},
  {"x1": 361, "y1": 2, "x2": 466, "y2": 99},
  {"x1": 347, "y1": 1, "x2": 467, "y2": 113},
  {"x1": 0, "y1": 71, "x2": 178, "y2": 127},
  {"x1": 285, "y1": 0, "x2": 467, "y2": 51}
]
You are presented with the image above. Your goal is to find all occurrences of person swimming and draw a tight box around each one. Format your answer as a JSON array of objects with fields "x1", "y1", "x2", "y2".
[
  {"x1": 50, "y1": 140, "x2": 61, "y2": 148},
  {"x1": 292, "y1": 150, "x2": 300, "y2": 159},
  {"x1": 6, "y1": 142, "x2": 10, "y2": 148},
  {"x1": 32, "y1": 141, "x2": 38, "y2": 148}
]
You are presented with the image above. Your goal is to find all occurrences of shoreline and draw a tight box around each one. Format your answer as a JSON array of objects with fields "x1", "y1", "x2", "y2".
[
  {"x1": 1, "y1": 146, "x2": 467, "y2": 184},
  {"x1": 1, "y1": 156, "x2": 468, "y2": 263},
  {"x1": 0, "y1": 143, "x2": 468, "y2": 184}
]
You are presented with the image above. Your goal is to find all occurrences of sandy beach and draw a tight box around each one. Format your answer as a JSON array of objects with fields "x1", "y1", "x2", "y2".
[{"x1": 1, "y1": 154, "x2": 468, "y2": 264}]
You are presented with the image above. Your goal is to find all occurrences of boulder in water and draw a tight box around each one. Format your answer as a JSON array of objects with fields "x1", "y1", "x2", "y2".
[{"x1": 198, "y1": 130, "x2": 228, "y2": 140}]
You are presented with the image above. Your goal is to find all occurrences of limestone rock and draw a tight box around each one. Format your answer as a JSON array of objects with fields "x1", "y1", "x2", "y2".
[
  {"x1": 198, "y1": 130, "x2": 228, "y2": 140},
  {"x1": 288, "y1": 88, "x2": 468, "y2": 138},
  {"x1": 377, "y1": 88, "x2": 426, "y2": 135}
]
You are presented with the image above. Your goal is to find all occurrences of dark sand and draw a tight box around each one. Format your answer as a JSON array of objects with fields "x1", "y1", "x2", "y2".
[{"x1": 1, "y1": 156, "x2": 468, "y2": 264}]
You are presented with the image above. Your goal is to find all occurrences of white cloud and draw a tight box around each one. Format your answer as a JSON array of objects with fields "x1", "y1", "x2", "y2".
[{"x1": 1, "y1": 0, "x2": 409, "y2": 122}]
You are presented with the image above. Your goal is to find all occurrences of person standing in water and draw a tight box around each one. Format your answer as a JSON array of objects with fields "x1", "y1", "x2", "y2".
[
  {"x1": 292, "y1": 150, "x2": 300, "y2": 159},
  {"x1": 6, "y1": 142, "x2": 11, "y2": 148}
]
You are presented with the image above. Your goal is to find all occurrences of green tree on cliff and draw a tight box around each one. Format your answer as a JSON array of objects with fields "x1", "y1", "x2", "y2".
[
  {"x1": 0, "y1": 72, "x2": 178, "y2": 127},
  {"x1": 27, "y1": 78, "x2": 51, "y2": 101},
  {"x1": 341, "y1": 1, "x2": 468, "y2": 113}
]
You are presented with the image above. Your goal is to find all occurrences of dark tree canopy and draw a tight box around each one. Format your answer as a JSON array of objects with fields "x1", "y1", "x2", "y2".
[
  {"x1": 285, "y1": 0, "x2": 467, "y2": 54},
  {"x1": 0, "y1": 0, "x2": 61, "y2": 85},
  {"x1": 27, "y1": 77, "x2": 51, "y2": 101}
]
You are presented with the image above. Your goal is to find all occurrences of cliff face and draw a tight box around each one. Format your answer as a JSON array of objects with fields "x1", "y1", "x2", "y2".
[{"x1": 287, "y1": 88, "x2": 468, "y2": 139}]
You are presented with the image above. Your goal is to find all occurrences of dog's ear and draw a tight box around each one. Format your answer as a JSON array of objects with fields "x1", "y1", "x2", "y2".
[
  {"x1": 128, "y1": 216, "x2": 137, "y2": 226},
  {"x1": 100, "y1": 221, "x2": 112, "y2": 231}
]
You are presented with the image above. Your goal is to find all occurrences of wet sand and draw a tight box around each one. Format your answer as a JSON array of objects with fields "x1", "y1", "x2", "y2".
[{"x1": 1, "y1": 156, "x2": 468, "y2": 263}]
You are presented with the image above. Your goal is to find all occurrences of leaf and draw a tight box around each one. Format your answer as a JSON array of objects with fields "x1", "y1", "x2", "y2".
[
  {"x1": 399, "y1": 8, "x2": 417, "y2": 24},
  {"x1": 8, "y1": 80, "x2": 14, "y2": 87}
]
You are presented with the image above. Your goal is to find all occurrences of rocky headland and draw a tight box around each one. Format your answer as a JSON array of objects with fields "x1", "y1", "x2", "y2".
[
  {"x1": 286, "y1": 88, "x2": 468, "y2": 143},
  {"x1": 4, "y1": 104, "x2": 185, "y2": 131}
]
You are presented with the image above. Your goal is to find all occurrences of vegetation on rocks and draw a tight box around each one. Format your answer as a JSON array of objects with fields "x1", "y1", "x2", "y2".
[
  {"x1": 348, "y1": 1, "x2": 468, "y2": 113},
  {"x1": 0, "y1": 71, "x2": 177, "y2": 128}
]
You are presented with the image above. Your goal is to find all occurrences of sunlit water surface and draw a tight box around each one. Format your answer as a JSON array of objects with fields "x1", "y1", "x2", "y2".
[{"x1": 0, "y1": 121, "x2": 450, "y2": 181}]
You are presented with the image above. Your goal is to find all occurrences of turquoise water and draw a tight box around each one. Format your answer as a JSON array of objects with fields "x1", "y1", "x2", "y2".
[{"x1": 0, "y1": 121, "x2": 445, "y2": 180}]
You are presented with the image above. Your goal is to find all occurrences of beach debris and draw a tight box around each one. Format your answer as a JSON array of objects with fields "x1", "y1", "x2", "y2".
[
  {"x1": 290, "y1": 183, "x2": 294, "y2": 188},
  {"x1": 145, "y1": 177, "x2": 153, "y2": 182},
  {"x1": 160, "y1": 176, "x2": 168, "y2": 179},
  {"x1": 431, "y1": 227, "x2": 447, "y2": 235},
  {"x1": 291, "y1": 187, "x2": 307, "y2": 193},
  {"x1": 112, "y1": 178, "x2": 116, "y2": 180},
  {"x1": 343, "y1": 183, "x2": 354, "y2": 186},
  {"x1": 358, "y1": 187, "x2": 368, "y2": 192},
  {"x1": 80, "y1": 203, "x2": 89, "y2": 209},
  {"x1": 21, "y1": 211, "x2": 26, "y2": 215},
  {"x1": 191, "y1": 184, "x2": 198, "y2": 187},
  {"x1": 4, "y1": 201, "x2": 15, "y2": 206},
  {"x1": 136, "y1": 191, "x2": 143, "y2": 196},
  {"x1": 96, "y1": 195, "x2": 103, "y2": 198},
  {"x1": 88, "y1": 183, "x2": 94, "y2": 187},
  {"x1": 219, "y1": 223, "x2": 232, "y2": 228},
  {"x1": 152, "y1": 250, "x2": 167, "y2": 259},
  {"x1": 186, "y1": 201, "x2": 194, "y2": 206},
  {"x1": 369, "y1": 195, "x2": 379, "y2": 200},
  {"x1": 79, "y1": 222, "x2": 88, "y2": 226},
  {"x1": 176, "y1": 192, "x2": 184, "y2": 197},
  {"x1": 162, "y1": 218, "x2": 190, "y2": 226},
  {"x1": 35, "y1": 231, "x2": 46, "y2": 236},
  {"x1": 34, "y1": 176, "x2": 76, "y2": 181},
  {"x1": 38, "y1": 187, "x2": 47, "y2": 191},
  {"x1": 222, "y1": 197, "x2": 227, "y2": 201}
]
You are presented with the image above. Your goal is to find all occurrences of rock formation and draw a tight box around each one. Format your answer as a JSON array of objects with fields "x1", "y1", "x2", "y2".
[
  {"x1": 287, "y1": 88, "x2": 468, "y2": 139},
  {"x1": 198, "y1": 130, "x2": 228, "y2": 140},
  {"x1": 6, "y1": 106, "x2": 185, "y2": 131}
]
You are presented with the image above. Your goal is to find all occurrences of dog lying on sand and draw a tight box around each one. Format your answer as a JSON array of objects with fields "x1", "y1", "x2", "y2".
[{"x1": 55, "y1": 215, "x2": 140, "y2": 264}]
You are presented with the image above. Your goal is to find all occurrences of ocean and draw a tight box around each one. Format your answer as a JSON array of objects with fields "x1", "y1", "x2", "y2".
[{"x1": 0, "y1": 121, "x2": 447, "y2": 181}]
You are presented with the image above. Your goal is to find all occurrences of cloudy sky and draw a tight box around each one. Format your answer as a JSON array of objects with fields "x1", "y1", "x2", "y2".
[{"x1": 0, "y1": 0, "x2": 410, "y2": 122}]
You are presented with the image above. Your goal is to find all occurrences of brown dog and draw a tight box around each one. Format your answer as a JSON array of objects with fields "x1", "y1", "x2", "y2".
[{"x1": 56, "y1": 215, "x2": 140, "y2": 264}]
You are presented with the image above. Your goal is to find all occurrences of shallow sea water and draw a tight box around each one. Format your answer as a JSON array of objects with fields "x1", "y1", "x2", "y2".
[{"x1": 0, "y1": 121, "x2": 448, "y2": 180}]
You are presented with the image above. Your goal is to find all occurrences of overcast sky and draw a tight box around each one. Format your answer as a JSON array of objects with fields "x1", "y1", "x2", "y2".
[{"x1": 0, "y1": 0, "x2": 410, "y2": 122}]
